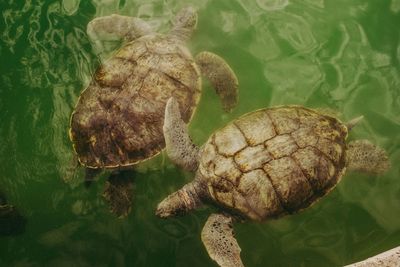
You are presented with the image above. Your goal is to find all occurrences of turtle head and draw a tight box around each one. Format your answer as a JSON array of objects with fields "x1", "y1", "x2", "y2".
[{"x1": 171, "y1": 6, "x2": 198, "y2": 41}]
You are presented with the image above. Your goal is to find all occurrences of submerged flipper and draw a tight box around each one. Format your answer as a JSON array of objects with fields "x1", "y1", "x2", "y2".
[
  {"x1": 195, "y1": 52, "x2": 239, "y2": 112},
  {"x1": 201, "y1": 213, "x2": 244, "y2": 267},
  {"x1": 102, "y1": 170, "x2": 134, "y2": 218},
  {"x1": 87, "y1": 14, "x2": 152, "y2": 55},
  {"x1": 170, "y1": 6, "x2": 198, "y2": 42},
  {"x1": 347, "y1": 140, "x2": 390, "y2": 175},
  {"x1": 163, "y1": 98, "x2": 200, "y2": 171}
]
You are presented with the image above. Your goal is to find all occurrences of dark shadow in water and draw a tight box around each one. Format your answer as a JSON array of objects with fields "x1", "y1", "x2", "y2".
[{"x1": 0, "y1": 191, "x2": 27, "y2": 236}]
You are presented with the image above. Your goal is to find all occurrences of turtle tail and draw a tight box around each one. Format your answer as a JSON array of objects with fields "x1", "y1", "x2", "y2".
[{"x1": 346, "y1": 115, "x2": 364, "y2": 131}]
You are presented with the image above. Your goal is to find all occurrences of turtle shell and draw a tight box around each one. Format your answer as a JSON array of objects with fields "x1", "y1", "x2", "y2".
[
  {"x1": 70, "y1": 34, "x2": 201, "y2": 168},
  {"x1": 198, "y1": 106, "x2": 348, "y2": 221}
]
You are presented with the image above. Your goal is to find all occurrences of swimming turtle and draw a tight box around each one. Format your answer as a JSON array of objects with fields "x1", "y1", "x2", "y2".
[
  {"x1": 69, "y1": 7, "x2": 238, "y2": 217},
  {"x1": 156, "y1": 98, "x2": 390, "y2": 267}
]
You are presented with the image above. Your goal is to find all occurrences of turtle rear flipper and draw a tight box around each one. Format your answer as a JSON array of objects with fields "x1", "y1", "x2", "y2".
[
  {"x1": 102, "y1": 170, "x2": 134, "y2": 218},
  {"x1": 195, "y1": 52, "x2": 239, "y2": 112},
  {"x1": 347, "y1": 139, "x2": 390, "y2": 175},
  {"x1": 201, "y1": 213, "x2": 244, "y2": 267}
]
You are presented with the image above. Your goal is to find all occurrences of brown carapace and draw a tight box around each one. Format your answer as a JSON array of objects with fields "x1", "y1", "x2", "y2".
[
  {"x1": 70, "y1": 35, "x2": 201, "y2": 169},
  {"x1": 199, "y1": 106, "x2": 348, "y2": 221},
  {"x1": 69, "y1": 7, "x2": 238, "y2": 218},
  {"x1": 156, "y1": 99, "x2": 390, "y2": 267}
]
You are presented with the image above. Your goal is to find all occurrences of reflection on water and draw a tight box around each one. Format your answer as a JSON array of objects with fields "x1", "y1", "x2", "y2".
[{"x1": 0, "y1": 0, "x2": 399, "y2": 266}]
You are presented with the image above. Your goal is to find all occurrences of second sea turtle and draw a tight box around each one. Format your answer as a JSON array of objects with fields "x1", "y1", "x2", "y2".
[{"x1": 156, "y1": 98, "x2": 390, "y2": 267}]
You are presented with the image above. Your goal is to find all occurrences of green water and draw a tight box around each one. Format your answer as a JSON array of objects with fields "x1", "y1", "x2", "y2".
[{"x1": 1, "y1": 0, "x2": 400, "y2": 266}]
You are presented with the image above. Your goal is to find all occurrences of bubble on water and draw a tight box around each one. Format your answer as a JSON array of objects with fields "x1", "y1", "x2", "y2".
[
  {"x1": 62, "y1": 0, "x2": 80, "y2": 16},
  {"x1": 256, "y1": 0, "x2": 289, "y2": 11}
]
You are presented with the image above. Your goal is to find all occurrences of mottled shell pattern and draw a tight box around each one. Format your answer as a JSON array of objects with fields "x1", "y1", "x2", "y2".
[
  {"x1": 198, "y1": 106, "x2": 348, "y2": 221},
  {"x1": 70, "y1": 34, "x2": 201, "y2": 168}
]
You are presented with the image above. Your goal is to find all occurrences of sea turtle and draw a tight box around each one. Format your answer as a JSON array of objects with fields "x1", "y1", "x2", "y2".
[
  {"x1": 156, "y1": 98, "x2": 390, "y2": 267},
  {"x1": 69, "y1": 7, "x2": 238, "y2": 217}
]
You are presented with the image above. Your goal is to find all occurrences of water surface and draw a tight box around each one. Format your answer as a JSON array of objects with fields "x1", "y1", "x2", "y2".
[{"x1": 1, "y1": 0, "x2": 400, "y2": 266}]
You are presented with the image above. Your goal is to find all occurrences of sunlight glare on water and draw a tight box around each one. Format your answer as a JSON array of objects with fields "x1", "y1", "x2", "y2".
[{"x1": 0, "y1": 0, "x2": 399, "y2": 266}]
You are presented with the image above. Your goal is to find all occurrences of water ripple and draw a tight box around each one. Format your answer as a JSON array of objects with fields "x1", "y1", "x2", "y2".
[{"x1": 1, "y1": 0, "x2": 400, "y2": 266}]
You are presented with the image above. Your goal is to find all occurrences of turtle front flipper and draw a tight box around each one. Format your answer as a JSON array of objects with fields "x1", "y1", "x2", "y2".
[
  {"x1": 347, "y1": 140, "x2": 390, "y2": 175},
  {"x1": 87, "y1": 14, "x2": 152, "y2": 55},
  {"x1": 163, "y1": 97, "x2": 200, "y2": 172},
  {"x1": 102, "y1": 170, "x2": 134, "y2": 218},
  {"x1": 195, "y1": 52, "x2": 239, "y2": 112},
  {"x1": 156, "y1": 179, "x2": 204, "y2": 218},
  {"x1": 201, "y1": 213, "x2": 244, "y2": 267}
]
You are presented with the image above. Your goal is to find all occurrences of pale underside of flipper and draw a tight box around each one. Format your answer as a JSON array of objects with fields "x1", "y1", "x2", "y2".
[
  {"x1": 195, "y1": 52, "x2": 239, "y2": 112},
  {"x1": 201, "y1": 213, "x2": 244, "y2": 267},
  {"x1": 163, "y1": 97, "x2": 200, "y2": 172},
  {"x1": 346, "y1": 139, "x2": 390, "y2": 175}
]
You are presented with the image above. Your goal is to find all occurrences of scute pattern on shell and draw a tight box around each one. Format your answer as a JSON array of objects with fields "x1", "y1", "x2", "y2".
[
  {"x1": 70, "y1": 34, "x2": 201, "y2": 168},
  {"x1": 198, "y1": 106, "x2": 348, "y2": 221}
]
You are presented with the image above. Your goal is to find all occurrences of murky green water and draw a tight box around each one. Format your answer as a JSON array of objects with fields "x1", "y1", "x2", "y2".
[{"x1": 1, "y1": 0, "x2": 400, "y2": 266}]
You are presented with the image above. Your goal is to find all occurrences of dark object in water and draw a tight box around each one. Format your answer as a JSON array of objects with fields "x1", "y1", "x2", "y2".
[{"x1": 0, "y1": 192, "x2": 27, "y2": 236}]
